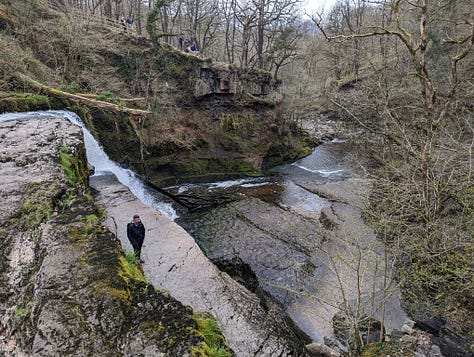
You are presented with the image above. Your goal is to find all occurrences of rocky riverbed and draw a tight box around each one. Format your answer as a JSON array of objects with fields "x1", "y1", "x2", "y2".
[
  {"x1": 177, "y1": 176, "x2": 411, "y2": 345},
  {"x1": 90, "y1": 173, "x2": 311, "y2": 356}
]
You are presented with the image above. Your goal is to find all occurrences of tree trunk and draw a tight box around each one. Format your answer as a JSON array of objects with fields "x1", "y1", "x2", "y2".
[{"x1": 257, "y1": 0, "x2": 265, "y2": 68}]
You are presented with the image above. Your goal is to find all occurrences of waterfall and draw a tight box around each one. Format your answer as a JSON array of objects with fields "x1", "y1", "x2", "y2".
[{"x1": 0, "y1": 110, "x2": 177, "y2": 220}]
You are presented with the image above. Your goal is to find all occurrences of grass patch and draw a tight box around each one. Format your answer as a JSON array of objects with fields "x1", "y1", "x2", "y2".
[
  {"x1": 60, "y1": 81, "x2": 79, "y2": 94},
  {"x1": 118, "y1": 251, "x2": 149, "y2": 284},
  {"x1": 191, "y1": 313, "x2": 232, "y2": 357},
  {"x1": 60, "y1": 146, "x2": 78, "y2": 185},
  {"x1": 84, "y1": 214, "x2": 99, "y2": 234},
  {"x1": 96, "y1": 90, "x2": 125, "y2": 107},
  {"x1": 14, "y1": 307, "x2": 28, "y2": 318},
  {"x1": 360, "y1": 341, "x2": 414, "y2": 357},
  {"x1": 59, "y1": 145, "x2": 88, "y2": 187}
]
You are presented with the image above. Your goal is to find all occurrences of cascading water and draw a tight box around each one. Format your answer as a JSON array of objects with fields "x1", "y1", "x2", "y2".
[{"x1": 0, "y1": 110, "x2": 177, "y2": 220}]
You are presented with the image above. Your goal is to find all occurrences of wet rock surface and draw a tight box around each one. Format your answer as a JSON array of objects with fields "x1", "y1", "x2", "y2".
[
  {"x1": 0, "y1": 117, "x2": 205, "y2": 356},
  {"x1": 177, "y1": 196, "x2": 325, "y2": 307},
  {"x1": 91, "y1": 173, "x2": 311, "y2": 356},
  {"x1": 177, "y1": 176, "x2": 411, "y2": 346}
]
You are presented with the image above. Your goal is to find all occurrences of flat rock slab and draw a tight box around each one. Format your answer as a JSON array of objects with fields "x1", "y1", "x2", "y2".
[
  {"x1": 292, "y1": 178, "x2": 409, "y2": 338},
  {"x1": 90, "y1": 174, "x2": 308, "y2": 357}
]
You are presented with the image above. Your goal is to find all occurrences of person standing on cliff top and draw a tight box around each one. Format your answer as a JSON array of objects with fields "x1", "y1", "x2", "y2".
[
  {"x1": 178, "y1": 33, "x2": 184, "y2": 50},
  {"x1": 120, "y1": 15, "x2": 127, "y2": 32},
  {"x1": 127, "y1": 214, "x2": 145, "y2": 263}
]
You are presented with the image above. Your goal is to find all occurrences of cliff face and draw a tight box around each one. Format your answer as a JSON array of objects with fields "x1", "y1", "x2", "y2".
[
  {"x1": 0, "y1": 116, "x2": 205, "y2": 356},
  {"x1": 81, "y1": 44, "x2": 310, "y2": 187}
]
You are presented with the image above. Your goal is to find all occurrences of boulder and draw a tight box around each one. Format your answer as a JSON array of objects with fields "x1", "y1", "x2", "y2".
[{"x1": 306, "y1": 343, "x2": 341, "y2": 356}]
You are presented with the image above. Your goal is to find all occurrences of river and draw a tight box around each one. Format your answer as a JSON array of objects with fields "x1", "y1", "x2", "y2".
[
  {"x1": 1, "y1": 110, "x2": 405, "y2": 345},
  {"x1": 171, "y1": 137, "x2": 361, "y2": 342}
]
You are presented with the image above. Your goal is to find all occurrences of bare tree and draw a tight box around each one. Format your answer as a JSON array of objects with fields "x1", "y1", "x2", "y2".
[{"x1": 307, "y1": 0, "x2": 474, "y2": 344}]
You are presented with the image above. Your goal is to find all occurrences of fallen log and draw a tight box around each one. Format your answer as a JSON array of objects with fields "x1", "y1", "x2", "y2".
[
  {"x1": 76, "y1": 93, "x2": 146, "y2": 103},
  {"x1": 12, "y1": 73, "x2": 152, "y2": 116}
]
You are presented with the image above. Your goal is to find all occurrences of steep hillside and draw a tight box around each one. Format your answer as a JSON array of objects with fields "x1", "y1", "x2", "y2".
[{"x1": 0, "y1": 0, "x2": 313, "y2": 186}]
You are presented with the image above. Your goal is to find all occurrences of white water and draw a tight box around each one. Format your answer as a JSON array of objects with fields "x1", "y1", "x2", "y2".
[
  {"x1": 291, "y1": 164, "x2": 345, "y2": 177},
  {"x1": 167, "y1": 176, "x2": 271, "y2": 194},
  {"x1": 0, "y1": 110, "x2": 177, "y2": 220}
]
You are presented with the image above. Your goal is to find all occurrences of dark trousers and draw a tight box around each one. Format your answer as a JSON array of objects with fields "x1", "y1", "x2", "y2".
[{"x1": 130, "y1": 238, "x2": 143, "y2": 259}]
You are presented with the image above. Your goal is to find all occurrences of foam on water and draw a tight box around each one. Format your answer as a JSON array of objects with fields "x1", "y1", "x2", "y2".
[{"x1": 291, "y1": 163, "x2": 345, "y2": 177}]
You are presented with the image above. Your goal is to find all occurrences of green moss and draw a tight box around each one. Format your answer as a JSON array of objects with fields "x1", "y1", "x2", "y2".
[
  {"x1": 191, "y1": 313, "x2": 232, "y2": 357},
  {"x1": 141, "y1": 320, "x2": 166, "y2": 334},
  {"x1": 0, "y1": 92, "x2": 60, "y2": 113},
  {"x1": 118, "y1": 252, "x2": 149, "y2": 285},
  {"x1": 20, "y1": 182, "x2": 61, "y2": 231},
  {"x1": 59, "y1": 145, "x2": 89, "y2": 188},
  {"x1": 360, "y1": 341, "x2": 414, "y2": 357},
  {"x1": 219, "y1": 113, "x2": 255, "y2": 134},
  {"x1": 178, "y1": 158, "x2": 260, "y2": 182},
  {"x1": 91, "y1": 280, "x2": 133, "y2": 307},
  {"x1": 169, "y1": 61, "x2": 187, "y2": 77},
  {"x1": 60, "y1": 147, "x2": 77, "y2": 185},
  {"x1": 25, "y1": 93, "x2": 49, "y2": 105},
  {"x1": 66, "y1": 105, "x2": 99, "y2": 138}
]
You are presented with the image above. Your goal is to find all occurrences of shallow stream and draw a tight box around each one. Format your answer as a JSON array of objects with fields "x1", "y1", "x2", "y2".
[{"x1": 0, "y1": 110, "x2": 362, "y2": 343}]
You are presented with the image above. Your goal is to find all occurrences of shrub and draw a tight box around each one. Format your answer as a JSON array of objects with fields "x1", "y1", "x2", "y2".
[{"x1": 60, "y1": 81, "x2": 79, "y2": 93}]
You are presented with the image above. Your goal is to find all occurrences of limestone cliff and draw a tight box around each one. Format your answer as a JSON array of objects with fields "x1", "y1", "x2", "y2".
[
  {"x1": 83, "y1": 47, "x2": 310, "y2": 187},
  {"x1": 0, "y1": 116, "x2": 208, "y2": 356}
]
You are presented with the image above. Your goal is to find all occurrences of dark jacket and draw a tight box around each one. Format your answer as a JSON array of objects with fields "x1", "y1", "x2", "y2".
[{"x1": 127, "y1": 221, "x2": 145, "y2": 244}]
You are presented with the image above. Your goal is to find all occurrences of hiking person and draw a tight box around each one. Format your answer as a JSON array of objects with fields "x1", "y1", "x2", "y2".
[
  {"x1": 125, "y1": 17, "x2": 133, "y2": 31},
  {"x1": 127, "y1": 214, "x2": 145, "y2": 263},
  {"x1": 120, "y1": 15, "x2": 127, "y2": 32},
  {"x1": 178, "y1": 33, "x2": 184, "y2": 50},
  {"x1": 183, "y1": 39, "x2": 191, "y2": 53}
]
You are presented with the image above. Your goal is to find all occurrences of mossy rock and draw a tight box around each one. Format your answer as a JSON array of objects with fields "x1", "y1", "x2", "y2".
[
  {"x1": 0, "y1": 92, "x2": 67, "y2": 113},
  {"x1": 360, "y1": 341, "x2": 414, "y2": 357}
]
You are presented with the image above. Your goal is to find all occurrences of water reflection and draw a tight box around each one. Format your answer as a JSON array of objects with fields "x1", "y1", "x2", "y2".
[{"x1": 168, "y1": 140, "x2": 351, "y2": 214}]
